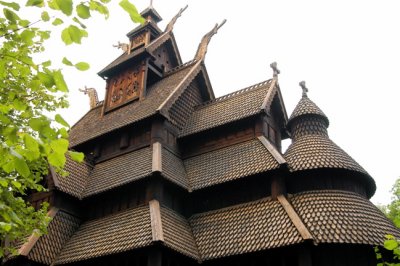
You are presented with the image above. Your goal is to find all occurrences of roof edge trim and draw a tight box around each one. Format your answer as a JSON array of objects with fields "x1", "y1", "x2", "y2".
[
  {"x1": 277, "y1": 195, "x2": 314, "y2": 241},
  {"x1": 152, "y1": 142, "x2": 162, "y2": 172},
  {"x1": 157, "y1": 60, "x2": 202, "y2": 112},
  {"x1": 149, "y1": 200, "x2": 164, "y2": 242},
  {"x1": 257, "y1": 136, "x2": 286, "y2": 165}
]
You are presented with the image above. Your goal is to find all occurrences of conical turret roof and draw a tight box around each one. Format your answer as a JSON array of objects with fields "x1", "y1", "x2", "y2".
[
  {"x1": 284, "y1": 82, "x2": 375, "y2": 197},
  {"x1": 287, "y1": 82, "x2": 329, "y2": 128}
]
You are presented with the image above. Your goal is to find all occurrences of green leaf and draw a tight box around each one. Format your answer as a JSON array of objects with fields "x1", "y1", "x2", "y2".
[
  {"x1": 50, "y1": 139, "x2": 69, "y2": 154},
  {"x1": 14, "y1": 158, "x2": 31, "y2": 178},
  {"x1": 2, "y1": 160, "x2": 14, "y2": 173},
  {"x1": 75, "y1": 62, "x2": 89, "y2": 71},
  {"x1": 73, "y1": 17, "x2": 86, "y2": 29},
  {"x1": 53, "y1": 70, "x2": 68, "y2": 92},
  {"x1": 62, "y1": 57, "x2": 73, "y2": 66},
  {"x1": 10, "y1": 211, "x2": 23, "y2": 225},
  {"x1": 69, "y1": 151, "x2": 84, "y2": 163},
  {"x1": 0, "y1": 1, "x2": 20, "y2": 11},
  {"x1": 25, "y1": 0, "x2": 44, "y2": 7},
  {"x1": 37, "y1": 72, "x2": 55, "y2": 88},
  {"x1": 56, "y1": 0, "x2": 72, "y2": 16},
  {"x1": 41, "y1": 11, "x2": 50, "y2": 21},
  {"x1": 384, "y1": 239, "x2": 398, "y2": 250},
  {"x1": 0, "y1": 179, "x2": 7, "y2": 187},
  {"x1": 89, "y1": 1, "x2": 109, "y2": 18},
  {"x1": 24, "y1": 134, "x2": 40, "y2": 154},
  {"x1": 58, "y1": 127, "x2": 69, "y2": 138},
  {"x1": 61, "y1": 27, "x2": 72, "y2": 45},
  {"x1": 61, "y1": 25, "x2": 87, "y2": 45},
  {"x1": 20, "y1": 29, "x2": 35, "y2": 45},
  {"x1": 52, "y1": 17, "x2": 63, "y2": 26},
  {"x1": 3, "y1": 8, "x2": 19, "y2": 22},
  {"x1": 55, "y1": 114, "x2": 70, "y2": 127},
  {"x1": 29, "y1": 117, "x2": 47, "y2": 131},
  {"x1": 76, "y1": 4, "x2": 90, "y2": 19},
  {"x1": 0, "y1": 222, "x2": 12, "y2": 232},
  {"x1": 41, "y1": 60, "x2": 51, "y2": 67},
  {"x1": 119, "y1": 0, "x2": 144, "y2": 24},
  {"x1": 11, "y1": 180, "x2": 21, "y2": 189},
  {"x1": 48, "y1": 151, "x2": 66, "y2": 168}
]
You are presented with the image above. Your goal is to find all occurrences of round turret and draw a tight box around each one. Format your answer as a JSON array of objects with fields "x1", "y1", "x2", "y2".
[{"x1": 284, "y1": 81, "x2": 376, "y2": 198}]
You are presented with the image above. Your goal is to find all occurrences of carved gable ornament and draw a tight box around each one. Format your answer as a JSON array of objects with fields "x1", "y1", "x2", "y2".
[{"x1": 104, "y1": 63, "x2": 145, "y2": 112}]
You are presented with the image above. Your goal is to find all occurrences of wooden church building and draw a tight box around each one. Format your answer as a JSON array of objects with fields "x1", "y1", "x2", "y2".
[{"x1": 8, "y1": 4, "x2": 400, "y2": 266}]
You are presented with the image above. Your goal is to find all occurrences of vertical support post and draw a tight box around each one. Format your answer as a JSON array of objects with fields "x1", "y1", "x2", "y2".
[{"x1": 271, "y1": 175, "x2": 285, "y2": 200}]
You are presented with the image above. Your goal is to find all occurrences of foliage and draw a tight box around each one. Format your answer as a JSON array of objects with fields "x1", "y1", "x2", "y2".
[
  {"x1": 376, "y1": 178, "x2": 400, "y2": 265},
  {"x1": 381, "y1": 179, "x2": 400, "y2": 228},
  {"x1": 0, "y1": 0, "x2": 143, "y2": 258}
]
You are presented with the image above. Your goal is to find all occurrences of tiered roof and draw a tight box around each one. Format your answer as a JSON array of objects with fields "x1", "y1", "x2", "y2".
[{"x1": 14, "y1": 5, "x2": 400, "y2": 266}]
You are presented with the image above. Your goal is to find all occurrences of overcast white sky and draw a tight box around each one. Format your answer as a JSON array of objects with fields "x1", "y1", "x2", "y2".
[{"x1": 51, "y1": 0, "x2": 400, "y2": 205}]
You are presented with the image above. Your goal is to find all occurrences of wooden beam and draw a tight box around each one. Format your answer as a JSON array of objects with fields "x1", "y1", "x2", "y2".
[
  {"x1": 277, "y1": 195, "x2": 313, "y2": 241},
  {"x1": 149, "y1": 200, "x2": 164, "y2": 242},
  {"x1": 260, "y1": 78, "x2": 277, "y2": 111},
  {"x1": 257, "y1": 136, "x2": 286, "y2": 164},
  {"x1": 152, "y1": 142, "x2": 162, "y2": 173}
]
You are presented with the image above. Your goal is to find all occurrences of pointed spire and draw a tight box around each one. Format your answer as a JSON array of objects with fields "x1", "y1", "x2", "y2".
[
  {"x1": 194, "y1": 19, "x2": 227, "y2": 61},
  {"x1": 140, "y1": 1, "x2": 162, "y2": 24},
  {"x1": 299, "y1": 80, "x2": 308, "y2": 97},
  {"x1": 164, "y1": 5, "x2": 188, "y2": 33},
  {"x1": 270, "y1": 62, "x2": 280, "y2": 79}
]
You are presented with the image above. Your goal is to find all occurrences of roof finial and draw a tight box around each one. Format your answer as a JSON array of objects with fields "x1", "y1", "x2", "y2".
[
  {"x1": 194, "y1": 19, "x2": 227, "y2": 61},
  {"x1": 149, "y1": 0, "x2": 153, "y2": 7},
  {"x1": 164, "y1": 5, "x2": 188, "y2": 33},
  {"x1": 299, "y1": 81, "x2": 308, "y2": 97},
  {"x1": 270, "y1": 62, "x2": 280, "y2": 78}
]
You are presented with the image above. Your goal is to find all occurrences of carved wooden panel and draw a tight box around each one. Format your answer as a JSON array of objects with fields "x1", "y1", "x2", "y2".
[
  {"x1": 105, "y1": 63, "x2": 144, "y2": 111},
  {"x1": 130, "y1": 32, "x2": 147, "y2": 49}
]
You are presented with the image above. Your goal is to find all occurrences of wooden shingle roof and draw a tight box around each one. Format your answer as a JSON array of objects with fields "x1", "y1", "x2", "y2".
[
  {"x1": 160, "y1": 206, "x2": 199, "y2": 259},
  {"x1": 179, "y1": 79, "x2": 274, "y2": 137},
  {"x1": 184, "y1": 139, "x2": 280, "y2": 190},
  {"x1": 83, "y1": 147, "x2": 153, "y2": 197},
  {"x1": 52, "y1": 202, "x2": 199, "y2": 264},
  {"x1": 55, "y1": 205, "x2": 152, "y2": 265},
  {"x1": 53, "y1": 156, "x2": 92, "y2": 198},
  {"x1": 21, "y1": 210, "x2": 80, "y2": 265},
  {"x1": 291, "y1": 190, "x2": 400, "y2": 245},
  {"x1": 287, "y1": 95, "x2": 329, "y2": 128},
  {"x1": 189, "y1": 197, "x2": 304, "y2": 260}
]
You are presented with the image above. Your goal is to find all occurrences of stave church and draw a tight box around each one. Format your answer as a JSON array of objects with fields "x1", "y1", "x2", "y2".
[{"x1": 7, "y1": 3, "x2": 400, "y2": 266}]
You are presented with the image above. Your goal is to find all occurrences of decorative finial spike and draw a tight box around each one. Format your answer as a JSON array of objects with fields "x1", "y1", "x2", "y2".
[
  {"x1": 164, "y1": 5, "x2": 188, "y2": 33},
  {"x1": 270, "y1": 62, "x2": 280, "y2": 78},
  {"x1": 194, "y1": 19, "x2": 227, "y2": 61},
  {"x1": 150, "y1": 0, "x2": 153, "y2": 7},
  {"x1": 299, "y1": 81, "x2": 308, "y2": 97},
  {"x1": 79, "y1": 86, "x2": 99, "y2": 109}
]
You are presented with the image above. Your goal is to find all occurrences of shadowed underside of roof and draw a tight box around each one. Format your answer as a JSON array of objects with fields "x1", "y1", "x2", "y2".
[
  {"x1": 290, "y1": 190, "x2": 400, "y2": 245},
  {"x1": 69, "y1": 62, "x2": 197, "y2": 148},
  {"x1": 184, "y1": 139, "x2": 280, "y2": 190},
  {"x1": 179, "y1": 79, "x2": 273, "y2": 137}
]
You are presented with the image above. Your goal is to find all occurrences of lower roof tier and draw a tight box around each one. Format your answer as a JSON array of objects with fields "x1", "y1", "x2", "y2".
[{"x1": 19, "y1": 190, "x2": 399, "y2": 265}]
